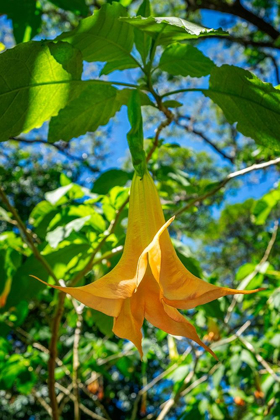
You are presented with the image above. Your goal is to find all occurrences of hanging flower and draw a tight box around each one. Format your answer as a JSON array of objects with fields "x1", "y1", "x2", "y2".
[{"x1": 32, "y1": 170, "x2": 262, "y2": 358}]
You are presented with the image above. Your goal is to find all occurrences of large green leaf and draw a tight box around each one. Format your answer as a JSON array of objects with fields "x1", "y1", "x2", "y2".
[
  {"x1": 0, "y1": 41, "x2": 82, "y2": 143},
  {"x1": 0, "y1": 0, "x2": 42, "y2": 44},
  {"x1": 48, "y1": 85, "x2": 127, "y2": 142},
  {"x1": 205, "y1": 65, "x2": 280, "y2": 150},
  {"x1": 57, "y1": 2, "x2": 135, "y2": 65},
  {"x1": 120, "y1": 15, "x2": 227, "y2": 45},
  {"x1": 49, "y1": 0, "x2": 89, "y2": 16},
  {"x1": 159, "y1": 43, "x2": 215, "y2": 77}
]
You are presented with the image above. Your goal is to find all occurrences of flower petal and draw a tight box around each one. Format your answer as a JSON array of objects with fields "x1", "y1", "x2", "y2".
[
  {"x1": 161, "y1": 301, "x2": 218, "y2": 360},
  {"x1": 113, "y1": 294, "x2": 145, "y2": 358},
  {"x1": 158, "y1": 255, "x2": 263, "y2": 309},
  {"x1": 140, "y1": 272, "x2": 218, "y2": 359},
  {"x1": 132, "y1": 171, "x2": 262, "y2": 309},
  {"x1": 30, "y1": 275, "x2": 123, "y2": 317}
]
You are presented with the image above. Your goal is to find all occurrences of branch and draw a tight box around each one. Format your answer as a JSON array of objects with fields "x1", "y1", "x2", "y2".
[
  {"x1": 0, "y1": 187, "x2": 66, "y2": 419},
  {"x1": 238, "y1": 335, "x2": 280, "y2": 383},
  {"x1": 9, "y1": 137, "x2": 99, "y2": 173},
  {"x1": 131, "y1": 347, "x2": 192, "y2": 420},
  {"x1": 180, "y1": 363, "x2": 221, "y2": 397},
  {"x1": 185, "y1": 0, "x2": 280, "y2": 41},
  {"x1": 175, "y1": 118, "x2": 235, "y2": 163},
  {"x1": 211, "y1": 35, "x2": 280, "y2": 50},
  {"x1": 0, "y1": 186, "x2": 59, "y2": 284},
  {"x1": 55, "y1": 382, "x2": 108, "y2": 420},
  {"x1": 31, "y1": 389, "x2": 52, "y2": 416},
  {"x1": 157, "y1": 361, "x2": 220, "y2": 420},
  {"x1": 265, "y1": 54, "x2": 280, "y2": 85},
  {"x1": 146, "y1": 109, "x2": 174, "y2": 162},
  {"x1": 175, "y1": 157, "x2": 280, "y2": 217}
]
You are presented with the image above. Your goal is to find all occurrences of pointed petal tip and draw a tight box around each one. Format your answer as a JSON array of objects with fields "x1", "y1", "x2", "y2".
[
  {"x1": 30, "y1": 274, "x2": 48, "y2": 285},
  {"x1": 211, "y1": 350, "x2": 219, "y2": 362},
  {"x1": 237, "y1": 287, "x2": 266, "y2": 294},
  {"x1": 30, "y1": 274, "x2": 61, "y2": 289},
  {"x1": 200, "y1": 340, "x2": 219, "y2": 361}
]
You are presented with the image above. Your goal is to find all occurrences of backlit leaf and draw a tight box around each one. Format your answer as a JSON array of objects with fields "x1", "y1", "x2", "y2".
[
  {"x1": 0, "y1": 41, "x2": 82, "y2": 142},
  {"x1": 206, "y1": 65, "x2": 280, "y2": 150},
  {"x1": 58, "y1": 3, "x2": 135, "y2": 64},
  {"x1": 159, "y1": 43, "x2": 215, "y2": 77},
  {"x1": 48, "y1": 84, "x2": 126, "y2": 142},
  {"x1": 120, "y1": 15, "x2": 227, "y2": 45}
]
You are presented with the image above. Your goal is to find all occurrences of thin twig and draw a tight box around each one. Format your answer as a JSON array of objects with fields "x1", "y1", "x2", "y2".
[
  {"x1": 225, "y1": 221, "x2": 279, "y2": 323},
  {"x1": 81, "y1": 385, "x2": 112, "y2": 420},
  {"x1": 175, "y1": 119, "x2": 234, "y2": 163},
  {"x1": 9, "y1": 137, "x2": 99, "y2": 173},
  {"x1": 156, "y1": 353, "x2": 200, "y2": 420},
  {"x1": 55, "y1": 383, "x2": 108, "y2": 420},
  {"x1": 211, "y1": 320, "x2": 251, "y2": 349},
  {"x1": 32, "y1": 389, "x2": 52, "y2": 416},
  {"x1": 238, "y1": 335, "x2": 280, "y2": 383},
  {"x1": 146, "y1": 115, "x2": 173, "y2": 161},
  {"x1": 72, "y1": 303, "x2": 84, "y2": 420},
  {"x1": 180, "y1": 363, "x2": 220, "y2": 397},
  {"x1": 175, "y1": 157, "x2": 280, "y2": 217}
]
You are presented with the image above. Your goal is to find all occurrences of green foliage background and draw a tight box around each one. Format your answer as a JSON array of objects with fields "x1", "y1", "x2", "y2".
[{"x1": 0, "y1": 0, "x2": 280, "y2": 419}]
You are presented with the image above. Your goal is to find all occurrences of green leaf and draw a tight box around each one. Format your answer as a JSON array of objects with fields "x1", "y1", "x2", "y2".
[
  {"x1": 205, "y1": 65, "x2": 280, "y2": 150},
  {"x1": 172, "y1": 239, "x2": 203, "y2": 278},
  {"x1": 92, "y1": 169, "x2": 130, "y2": 194},
  {"x1": 134, "y1": 0, "x2": 152, "y2": 64},
  {"x1": 120, "y1": 15, "x2": 227, "y2": 45},
  {"x1": 0, "y1": 0, "x2": 42, "y2": 43},
  {"x1": 241, "y1": 349, "x2": 257, "y2": 368},
  {"x1": 29, "y1": 201, "x2": 57, "y2": 238},
  {"x1": 48, "y1": 84, "x2": 126, "y2": 142},
  {"x1": 203, "y1": 300, "x2": 224, "y2": 320},
  {"x1": 116, "y1": 88, "x2": 155, "y2": 107},
  {"x1": 159, "y1": 43, "x2": 215, "y2": 77},
  {"x1": 162, "y1": 100, "x2": 182, "y2": 108},
  {"x1": 46, "y1": 215, "x2": 91, "y2": 248},
  {"x1": 49, "y1": 0, "x2": 89, "y2": 16},
  {"x1": 0, "y1": 41, "x2": 82, "y2": 142},
  {"x1": 45, "y1": 184, "x2": 74, "y2": 205},
  {"x1": 47, "y1": 205, "x2": 106, "y2": 233},
  {"x1": 127, "y1": 90, "x2": 146, "y2": 177},
  {"x1": 91, "y1": 309, "x2": 114, "y2": 337},
  {"x1": 236, "y1": 263, "x2": 256, "y2": 281},
  {"x1": 58, "y1": 3, "x2": 135, "y2": 65},
  {"x1": 252, "y1": 187, "x2": 280, "y2": 225},
  {"x1": 100, "y1": 57, "x2": 139, "y2": 76}
]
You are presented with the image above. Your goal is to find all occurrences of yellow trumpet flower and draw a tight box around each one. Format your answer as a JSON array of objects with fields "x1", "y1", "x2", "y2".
[{"x1": 33, "y1": 170, "x2": 262, "y2": 358}]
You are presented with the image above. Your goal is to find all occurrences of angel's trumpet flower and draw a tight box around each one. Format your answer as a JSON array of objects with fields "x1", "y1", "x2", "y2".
[{"x1": 33, "y1": 170, "x2": 262, "y2": 358}]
